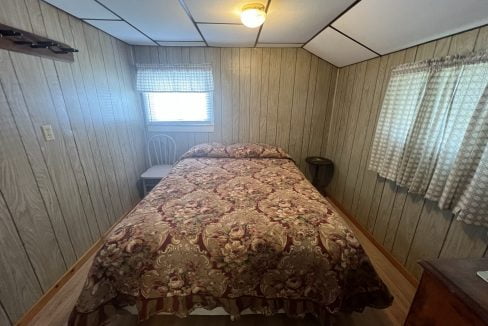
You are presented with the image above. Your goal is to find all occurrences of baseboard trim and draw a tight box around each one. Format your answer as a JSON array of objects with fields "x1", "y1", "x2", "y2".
[
  {"x1": 16, "y1": 208, "x2": 133, "y2": 326},
  {"x1": 326, "y1": 196, "x2": 419, "y2": 288}
]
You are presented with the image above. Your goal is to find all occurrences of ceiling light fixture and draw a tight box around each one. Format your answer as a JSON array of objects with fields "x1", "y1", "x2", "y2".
[{"x1": 240, "y1": 3, "x2": 266, "y2": 28}]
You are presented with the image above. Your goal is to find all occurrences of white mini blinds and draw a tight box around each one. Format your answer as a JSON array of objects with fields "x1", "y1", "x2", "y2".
[
  {"x1": 136, "y1": 64, "x2": 214, "y2": 131},
  {"x1": 369, "y1": 51, "x2": 488, "y2": 227}
]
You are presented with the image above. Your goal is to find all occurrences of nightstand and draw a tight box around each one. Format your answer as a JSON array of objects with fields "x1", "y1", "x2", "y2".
[{"x1": 305, "y1": 156, "x2": 334, "y2": 188}]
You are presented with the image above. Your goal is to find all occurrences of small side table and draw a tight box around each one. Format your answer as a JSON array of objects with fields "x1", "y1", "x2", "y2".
[{"x1": 305, "y1": 156, "x2": 334, "y2": 188}]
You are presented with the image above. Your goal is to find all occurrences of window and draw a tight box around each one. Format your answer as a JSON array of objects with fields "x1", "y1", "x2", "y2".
[
  {"x1": 369, "y1": 52, "x2": 488, "y2": 227},
  {"x1": 143, "y1": 92, "x2": 213, "y2": 125},
  {"x1": 136, "y1": 64, "x2": 214, "y2": 132}
]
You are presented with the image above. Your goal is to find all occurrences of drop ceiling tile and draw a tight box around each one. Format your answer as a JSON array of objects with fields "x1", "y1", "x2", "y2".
[
  {"x1": 199, "y1": 24, "x2": 257, "y2": 47},
  {"x1": 99, "y1": 0, "x2": 202, "y2": 42},
  {"x1": 304, "y1": 27, "x2": 377, "y2": 67},
  {"x1": 185, "y1": 0, "x2": 267, "y2": 24},
  {"x1": 256, "y1": 43, "x2": 303, "y2": 48},
  {"x1": 332, "y1": 0, "x2": 488, "y2": 55},
  {"x1": 85, "y1": 20, "x2": 156, "y2": 45},
  {"x1": 43, "y1": 0, "x2": 119, "y2": 19},
  {"x1": 259, "y1": 0, "x2": 356, "y2": 43},
  {"x1": 157, "y1": 41, "x2": 206, "y2": 46}
]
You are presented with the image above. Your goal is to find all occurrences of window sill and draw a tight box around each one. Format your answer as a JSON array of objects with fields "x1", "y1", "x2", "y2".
[{"x1": 147, "y1": 124, "x2": 214, "y2": 133}]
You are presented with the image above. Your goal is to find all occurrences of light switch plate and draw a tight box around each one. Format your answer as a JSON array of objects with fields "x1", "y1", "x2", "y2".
[{"x1": 41, "y1": 124, "x2": 55, "y2": 141}]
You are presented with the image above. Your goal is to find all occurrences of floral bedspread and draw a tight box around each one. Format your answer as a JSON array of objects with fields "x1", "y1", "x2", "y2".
[{"x1": 69, "y1": 143, "x2": 392, "y2": 325}]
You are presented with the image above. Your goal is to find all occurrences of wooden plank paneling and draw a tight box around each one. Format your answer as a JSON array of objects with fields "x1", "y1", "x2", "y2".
[
  {"x1": 0, "y1": 303, "x2": 10, "y2": 326},
  {"x1": 8, "y1": 0, "x2": 486, "y2": 321},
  {"x1": 66, "y1": 16, "x2": 118, "y2": 223},
  {"x1": 298, "y1": 55, "x2": 318, "y2": 173},
  {"x1": 238, "y1": 48, "x2": 251, "y2": 143},
  {"x1": 275, "y1": 48, "x2": 297, "y2": 151},
  {"x1": 71, "y1": 18, "x2": 126, "y2": 222},
  {"x1": 350, "y1": 56, "x2": 388, "y2": 222},
  {"x1": 404, "y1": 201, "x2": 453, "y2": 277},
  {"x1": 319, "y1": 63, "x2": 338, "y2": 159},
  {"x1": 0, "y1": 50, "x2": 71, "y2": 287},
  {"x1": 0, "y1": 0, "x2": 146, "y2": 322},
  {"x1": 0, "y1": 184, "x2": 43, "y2": 322},
  {"x1": 99, "y1": 31, "x2": 140, "y2": 204},
  {"x1": 265, "y1": 48, "x2": 282, "y2": 145},
  {"x1": 326, "y1": 26, "x2": 488, "y2": 280},
  {"x1": 258, "y1": 48, "x2": 271, "y2": 144},
  {"x1": 307, "y1": 61, "x2": 333, "y2": 157},
  {"x1": 327, "y1": 65, "x2": 356, "y2": 197},
  {"x1": 133, "y1": 46, "x2": 337, "y2": 175},
  {"x1": 324, "y1": 66, "x2": 349, "y2": 175},
  {"x1": 110, "y1": 37, "x2": 145, "y2": 202},
  {"x1": 12, "y1": 49, "x2": 95, "y2": 252},
  {"x1": 288, "y1": 50, "x2": 312, "y2": 163},
  {"x1": 117, "y1": 40, "x2": 147, "y2": 175},
  {"x1": 27, "y1": 0, "x2": 103, "y2": 241},
  {"x1": 0, "y1": 0, "x2": 76, "y2": 286},
  {"x1": 341, "y1": 58, "x2": 380, "y2": 209},
  {"x1": 231, "y1": 48, "x2": 240, "y2": 144},
  {"x1": 334, "y1": 61, "x2": 367, "y2": 202},
  {"x1": 40, "y1": 3, "x2": 111, "y2": 233},
  {"x1": 475, "y1": 26, "x2": 488, "y2": 50},
  {"x1": 84, "y1": 24, "x2": 133, "y2": 216},
  {"x1": 0, "y1": 49, "x2": 77, "y2": 267},
  {"x1": 220, "y1": 48, "x2": 233, "y2": 145},
  {"x1": 249, "y1": 48, "x2": 262, "y2": 144},
  {"x1": 206, "y1": 47, "x2": 222, "y2": 143},
  {"x1": 190, "y1": 47, "x2": 209, "y2": 146}
]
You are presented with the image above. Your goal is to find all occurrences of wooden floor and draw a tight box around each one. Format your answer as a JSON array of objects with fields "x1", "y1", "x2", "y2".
[{"x1": 27, "y1": 201, "x2": 416, "y2": 326}]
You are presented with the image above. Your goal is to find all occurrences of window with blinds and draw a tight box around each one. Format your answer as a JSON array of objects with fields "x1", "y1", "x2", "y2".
[{"x1": 136, "y1": 63, "x2": 214, "y2": 132}]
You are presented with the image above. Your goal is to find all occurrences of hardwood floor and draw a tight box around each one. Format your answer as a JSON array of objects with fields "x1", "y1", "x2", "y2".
[{"x1": 26, "y1": 200, "x2": 416, "y2": 326}]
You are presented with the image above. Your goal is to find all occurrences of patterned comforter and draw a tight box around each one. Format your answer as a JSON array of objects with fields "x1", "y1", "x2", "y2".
[{"x1": 69, "y1": 143, "x2": 392, "y2": 325}]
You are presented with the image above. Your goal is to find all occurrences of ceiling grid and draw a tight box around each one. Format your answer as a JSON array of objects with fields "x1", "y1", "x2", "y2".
[
  {"x1": 42, "y1": 0, "x2": 488, "y2": 67},
  {"x1": 92, "y1": 0, "x2": 158, "y2": 45},
  {"x1": 177, "y1": 0, "x2": 209, "y2": 46}
]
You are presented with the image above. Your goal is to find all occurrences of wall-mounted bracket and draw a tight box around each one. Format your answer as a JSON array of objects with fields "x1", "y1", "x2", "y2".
[{"x1": 0, "y1": 22, "x2": 78, "y2": 62}]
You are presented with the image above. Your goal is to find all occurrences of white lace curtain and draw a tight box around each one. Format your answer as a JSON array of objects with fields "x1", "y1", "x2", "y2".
[{"x1": 369, "y1": 52, "x2": 488, "y2": 227}]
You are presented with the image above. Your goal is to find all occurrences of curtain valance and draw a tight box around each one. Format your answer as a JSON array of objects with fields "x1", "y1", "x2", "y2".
[
  {"x1": 390, "y1": 51, "x2": 488, "y2": 75},
  {"x1": 136, "y1": 63, "x2": 214, "y2": 92}
]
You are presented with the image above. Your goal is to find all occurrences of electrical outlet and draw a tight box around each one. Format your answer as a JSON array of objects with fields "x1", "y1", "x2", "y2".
[{"x1": 41, "y1": 124, "x2": 55, "y2": 141}]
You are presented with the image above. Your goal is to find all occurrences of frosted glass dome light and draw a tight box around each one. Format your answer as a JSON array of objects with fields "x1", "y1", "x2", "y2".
[{"x1": 240, "y1": 3, "x2": 266, "y2": 28}]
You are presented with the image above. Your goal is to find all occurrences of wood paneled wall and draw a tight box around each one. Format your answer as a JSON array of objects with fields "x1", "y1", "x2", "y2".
[
  {"x1": 133, "y1": 46, "x2": 338, "y2": 174},
  {"x1": 4, "y1": 0, "x2": 484, "y2": 322},
  {"x1": 0, "y1": 0, "x2": 146, "y2": 323},
  {"x1": 325, "y1": 26, "x2": 488, "y2": 279}
]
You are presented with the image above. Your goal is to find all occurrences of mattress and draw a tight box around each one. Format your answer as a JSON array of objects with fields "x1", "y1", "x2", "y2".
[{"x1": 69, "y1": 143, "x2": 392, "y2": 325}]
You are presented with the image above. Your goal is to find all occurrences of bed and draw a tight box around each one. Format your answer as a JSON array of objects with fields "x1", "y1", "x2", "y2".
[{"x1": 69, "y1": 143, "x2": 392, "y2": 325}]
